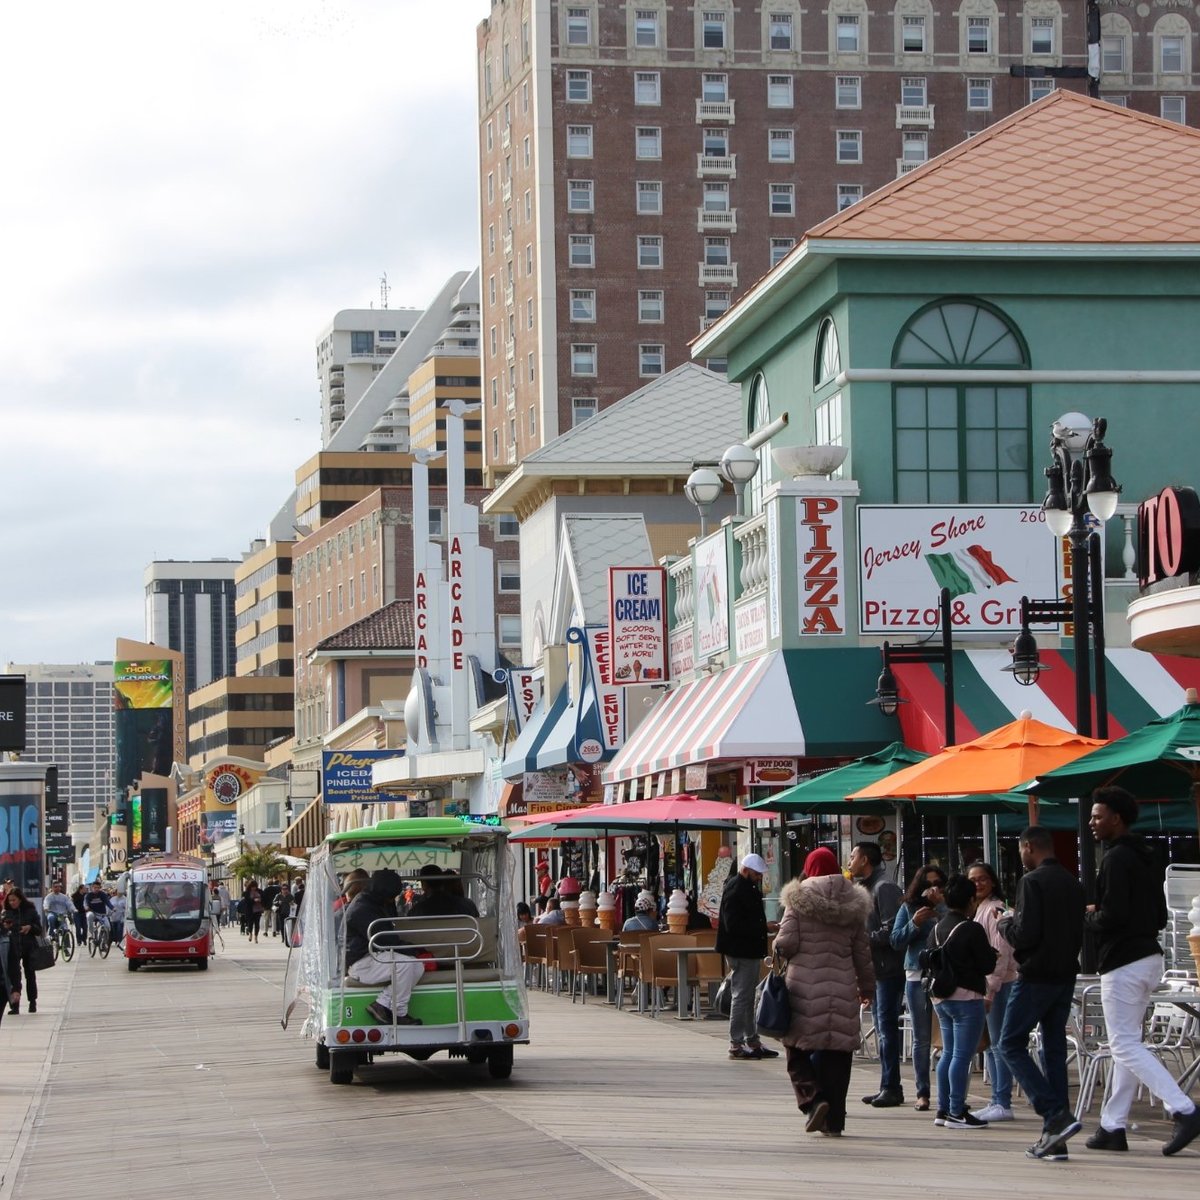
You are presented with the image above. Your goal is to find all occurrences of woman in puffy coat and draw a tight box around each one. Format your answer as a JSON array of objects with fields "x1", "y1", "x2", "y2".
[{"x1": 773, "y1": 846, "x2": 875, "y2": 1138}]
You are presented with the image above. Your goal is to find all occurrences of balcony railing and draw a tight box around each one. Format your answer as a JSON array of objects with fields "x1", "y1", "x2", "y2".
[
  {"x1": 696, "y1": 208, "x2": 738, "y2": 232},
  {"x1": 733, "y1": 512, "x2": 769, "y2": 601},
  {"x1": 504, "y1": 285, "x2": 514, "y2": 309},
  {"x1": 698, "y1": 263, "x2": 738, "y2": 286},
  {"x1": 896, "y1": 158, "x2": 925, "y2": 176},
  {"x1": 669, "y1": 556, "x2": 695, "y2": 627},
  {"x1": 506, "y1": 389, "x2": 517, "y2": 411},
  {"x1": 505, "y1": 337, "x2": 516, "y2": 361},
  {"x1": 501, "y1": 124, "x2": 511, "y2": 150},
  {"x1": 501, "y1": 178, "x2": 512, "y2": 203},
  {"x1": 695, "y1": 99, "x2": 736, "y2": 122},
  {"x1": 502, "y1": 230, "x2": 513, "y2": 256},
  {"x1": 896, "y1": 103, "x2": 935, "y2": 127},
  {"x1": 696, "y1": 153, "x2": 737, "y2": 177}
]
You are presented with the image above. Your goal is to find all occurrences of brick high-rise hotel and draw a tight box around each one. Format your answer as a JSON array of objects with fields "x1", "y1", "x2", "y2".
[{"x1": 477, "y1": 0, "x2": 1196, "y2": 476}]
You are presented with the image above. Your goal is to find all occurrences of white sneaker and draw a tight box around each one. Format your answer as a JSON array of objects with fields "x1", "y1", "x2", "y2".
[{"x1": 971, "y1": 1104, "x2": 1015, "y2": 1123}]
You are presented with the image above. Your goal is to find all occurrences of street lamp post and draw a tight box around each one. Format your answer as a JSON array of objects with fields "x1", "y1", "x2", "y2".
[
  {"x1": 719, "y1": 442, "x2": 760, "y2": 517},
  {"x1": 868, "y1": 587, "x2": 959, "y2": 869},
  {"x1": 684, "y1": 463, "x2": 724, "y2": 538}
]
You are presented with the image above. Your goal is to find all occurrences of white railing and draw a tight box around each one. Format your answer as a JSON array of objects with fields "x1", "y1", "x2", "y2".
[
  {"x1": 501, "y1": 178, "x2": 512, "y2": 203},
  {"x1": 698, "y1": 263, "x2": 738, "y2": 286},
  {"x1": 505, "y1": 337, "x2": 516, "y2": 361},
  {"x1": 501, "y1": 124, "x2": 511, "y2": 150},
  {"x1": 895, "y1": 103, "x2": 935, "y2": 127},
  {"x1": 696, "y1": 153, "x2": 737, "y2": 177},
  {"x1": 506, "y1": 389, "x2": 517, "y2": 411},
  {"x1": 696, "y1": 208, "x2": 738, "y2": 232},
  {"x1": 896, "y1": 159, "x2": 924, "y2": 176},
  {"x1": 695, "y1": 99, "x2": 736, "y2": 122},
  {"x1": 733, "y1": 513, "x2": 769, "y2": 599},
  {"x1": 504, "y1": 285, "x2": 514, "y2": 309},
  {"x1": 669, "y1": 557, "x2": 695, "y2": 626},
  {"x1": 502, "y1": 230, "x2": 513, "y2": 256}
]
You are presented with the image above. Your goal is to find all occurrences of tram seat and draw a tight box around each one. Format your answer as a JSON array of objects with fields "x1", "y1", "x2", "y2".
[{"x1": 342, "y1": 915, "x2": 505, "y2": 987}]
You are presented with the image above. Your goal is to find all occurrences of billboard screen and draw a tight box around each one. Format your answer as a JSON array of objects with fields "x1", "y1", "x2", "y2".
[
  {"x1": 0, "y1": 674, "x2": 27, "y2": 751},
  {"x1": 113, "y1": 660, "x2": 176, "y2": 805}
]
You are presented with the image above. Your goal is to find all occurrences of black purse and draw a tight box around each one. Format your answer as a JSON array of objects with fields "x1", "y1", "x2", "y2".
[
  {"x1": 31, "y1": 934, "x2": 56, "y2": 972},
  {"x1": 755, "y1": 952, "x2": 792, "y2": 1039}
]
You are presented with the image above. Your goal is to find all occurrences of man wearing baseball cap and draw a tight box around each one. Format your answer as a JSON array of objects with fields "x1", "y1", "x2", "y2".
[{"x1": 716, "y1": 852, "x2": 779, "y2": 1060}]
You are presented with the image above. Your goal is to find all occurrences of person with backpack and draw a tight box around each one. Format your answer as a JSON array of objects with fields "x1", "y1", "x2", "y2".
[{"x1": 925, "y1": 874, "x2": 997, "y2": 1130}]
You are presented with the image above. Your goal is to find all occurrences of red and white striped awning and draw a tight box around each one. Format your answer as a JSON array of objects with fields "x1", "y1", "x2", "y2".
[{"x1": 602, "y1": 651, "x2": 804, "y2": 785}]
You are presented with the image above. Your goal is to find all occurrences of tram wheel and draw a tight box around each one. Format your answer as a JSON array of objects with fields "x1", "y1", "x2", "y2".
[
  {"x1": 487, "y1": 1045, "x2": 514, "y2": 1080},
  {"x1": 127, "y1": 959, "x2": 140, "y2": 972},
  {"x1": 315, "y1": 1041, "x2": 330, "y2": 1070},
  {"x1": 196, "y1": 957, "x2": 209, "y2": 971},
  {"x1": 329, "y1": 1052, "x2": 356, "y2": 1085}
]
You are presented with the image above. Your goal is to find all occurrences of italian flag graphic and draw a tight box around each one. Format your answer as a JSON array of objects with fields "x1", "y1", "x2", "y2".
[{"x1": 925, "y1": 544, "x2": 1015, "y2": 598}]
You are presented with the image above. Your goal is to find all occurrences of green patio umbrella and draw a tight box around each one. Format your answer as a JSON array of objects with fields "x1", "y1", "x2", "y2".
[{"x1": 1030, "y1": 694, "x2": 1200, "y2": 832}]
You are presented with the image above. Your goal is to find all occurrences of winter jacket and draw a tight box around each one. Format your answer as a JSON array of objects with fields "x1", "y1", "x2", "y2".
[
  {"x1": 343, "y1": 870, "x2": 412, "y2": 965},
  {"x1": 0, "y1": 899, "x2": 42, "y2": 953},
  {"x1": 1086, "y1": 834, "x2": 1169, "y2": 975},
  {"x1": 929, "y1": 912, "x2": 997, "y2": 997},
  {"x1": 999, "y1": 857, "x2": 1085, "y2": 984},
  {"x1": 858, "y1": 867, "x2": 905, "y2": 980},
  {"x1": 891, "y1": 900, "x2": 945, "y2": 973},
  {"x1": 773, "y1": 875, "x2": 874, "y2": 1052},
  {"x1": 973, "y1": 896, "x2": 1017, "y2": 1000},
  {"x1": 715, "y1": 871, "x2": 769, "y2": 960}
]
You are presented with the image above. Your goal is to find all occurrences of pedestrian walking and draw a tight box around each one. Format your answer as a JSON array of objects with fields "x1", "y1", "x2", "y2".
[
  {"x1": 848, "y1": 841, "x2": 905, "y2": 1106},
  {"x1": 1084, "y1": 786, "x2": 1200, "y2": 1157},
  {"x1": 1, "y1": 887, "x2": 43, "y2": 1014},
  {"x1": 244, "y1": 882, "x2": 264, "y2": 942},
  {"x1": 890, "y1": 863, "x2": 947, "y2": 1111},
  {"x1": 968, "y1": 861, "x2": 1018, "y2": 1123},
  {"x1": 217, "y1": 882, "x2": 231, "y2": 926},
  {"x1": 997, "y1": 826, "x2": 1085, "y2": 1162},
  {"x1": 929, "y1": 874, "x2": 997, "y2": 1130},
  {"x1": 715, "y1": 851, "x2": 779, "y2": 1061},
  {"x1": 275, "y1": 886, "x2": 292, "y2": 939},
  {"x1": 0, "y1": 911, "x2": 19, "y2": 1027},
  {"x1": 773, "y1": 847, "x2": 874, "y2": 1137}
]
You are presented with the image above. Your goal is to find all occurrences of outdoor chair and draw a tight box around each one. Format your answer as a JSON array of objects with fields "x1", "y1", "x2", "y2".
[
  {"x1": 522, "y1": 926, "x2": 551, "y2": 990},
  {"x1": 684, "y1": 944, "x2": 726, "y2": 1018},
  {"x1": 570, "y1": 927, "x2": 611, "y2": 1003},
  {"x1": 645, "y1": 933, "x2": 698, "y2": 1016},
  {"x1": 614, "y1": 930, "x2": 656, "y2": 1011}
]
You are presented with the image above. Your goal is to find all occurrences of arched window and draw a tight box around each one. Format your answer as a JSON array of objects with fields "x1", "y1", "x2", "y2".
[
  {"x1": 748, "y1": 372, "x2": 772, "y2": 515},
  {"x1": 891, "y1": 298, "x2": 1030, "y2": 503},
  {"x1": 814, "y1": 316, "x2": 841, "y2": 386}
]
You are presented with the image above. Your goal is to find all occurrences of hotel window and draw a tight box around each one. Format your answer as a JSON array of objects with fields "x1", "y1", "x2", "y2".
[
  {"x1": 892, "y1": 299, "x2": 1030, "y2": 503},
  {"x1": 1029, "y1": 79, "x2": 1054, "y2": 102},
  {"x1": 638, "y1": 289, "x2": 665, "y2": 322},
  {"x1": 316, "y1": 595, "x2": 322, "y2": 623},
  {"x1": 702, "y1": 73, "x2": 729, "y2": 102},
  {"x1": 491, "y1": 377, "x2": 498, "y2": 407},
  {"x1": 485, "y1": 121, "x2": 493, "y2": 152},
  {"x1": 528, "y1": 406, "x2": 537, "y2": 436},
  {"x1": 769, "y1": 12, "x2": 793, "y2": 50},
  {"x1": 703, "y1": 181, "x2": 730, "y2": 211},
  {"x1": 487, "y1": 173, "x2": 495, "y2": 204},
  {"x1": 566, "y1": 7, "x2": 591, "y2": 45},
  {"x1": 570, "y1": 289, "x2": 596, "y2": 321},
  {"x1": 567, "y1": 124, "x2": 593, "y2": 157},
  {"x1": 902, "y1": 15, "x2": 926, "y2": 52},
  {"x1": 1106, "y1": 94, "x2": 1129, "y2": 107},
  {"x1": 523, "y1": 135, "x2": 531, "y2": 168},
  {"x1": 769, "y1": 183, "x2": 795, "y2": 215},
  {"x1": 967, "y1": 17, "x2": 991, "y2": 54},
  {"x1": 767, "y1": 74, "x2": 794, "y2": 107},
  {"x1": 1101, "y1": 36, "x2": 1126, "y2": 73},
  {"x1": 567, "y1": 179, "x2": 594, "y2": 212},
  {"x1": 497, "y1": 513, "x2": 520, "y2": 537},
  {"x1": 637, "y1": 234, "x2": 663, "y2": 268},
  {"x1": 566, "y1": 69, "x2": 592, "y2": 102},
  {"x1": 635, "y1": 71, "x2": 661, "y2": 105},
  {"x1": 967, "y1": 77, "x2": 992, "y2": 109},
  {"x1": 492, "y1": 429, "x2": 500, "y2": 458},
  {"x1": 837, "y1": 183, "x2": 862, "y2": 210},
  {"x1": 902, "y1": 131, "x2": 928, "y2": 163},
  {"x1": 704, "y1": 236, "x2": 730, "y2": 265},
  {"x1": 488, "y1": 275, "x2": 496, "y2": 305},
  {"x1": 1161, "y1": 35, "x2": 1185, "y2": 74},
  {"x1": 836, "y1": 75, "x2": 861, "y2": 108},
  {"x1": 572, "y1": 397, "x2": 598, "y2": 425},
  {"x1": 705, "y1": 290, "x2": 731, "y2": 319},
  {"x1": 527, "y1": 351, "x2": 536, "y2": 382},
  {"x1": 525, "y1": 245, "x2": 533, "y2": 275},
  {"x1": 770, "y1": 237, "x2": 795, "y2": 265},
  {"x1": 498, "y1": 615, "x2": 522, "y2": 646},
  {"x1": 525, "y1": 190, "x2": 532, "y2": 220},
  {"x1": 569, "y1": 233, "x2": 595, "y2": 267},
  {"x1": 636, "y1": 126, "x2": 662, "y2": 158},
  {"x1": 571, "y1": 343, "x2": 597, "y2": 375},
  {"x1": 901, "y1": 76, "x2": 927, "y2": 107},
  {"x1": 1162, "y1": 95, "x2": 1186, "y2": 123},
  {"x1": 702, "y1": 11, "x2": 726, "y2": 49},
  {"x1": 428, "y1": 507, "x2": 445, "y2": 537},
  {"x1": 498, "y1": 560, "x2": 521, "y2": 592},
  {"x1": 635, "y1": 9, "x2": 659, "y2": 47},
  {"x1": 337, "y1": 584, "x2": 343, "y2": 614},
  {"x1": 703, "y1": 127, "x2": 730, "y2": 156},
  {"x1": 487, "y1": 225, "x2": 496, "y2": 255},
  {"x1": 768, "y1": 128, "x2": 795, "y2": 161},
  {"x1": 490, "y1": 326, "x2": 498, "y2": 355},
  {"x1": 639, "y1": 344, "x2": 665, "y2": 376},
  {"x1": 836, "y1": 14, "x2": 860, "y2": 52},
  {"x1": 1030, "y1": 16, "x2": 1054, "y2": 55},
  {"x1": 837, "y1": 129, "x2": 862, "y2": 163},
  {"x1": 527, "y1": 298, "x2": 534, "y2": 328},
  {"x1": 636, "y1": 180, "x2": 663, "y2": 214}
]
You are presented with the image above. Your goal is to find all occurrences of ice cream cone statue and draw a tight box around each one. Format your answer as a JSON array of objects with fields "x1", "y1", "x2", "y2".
[
  {"x1": 558, "y1": 876, "x2": 581, "y2": 926},
  {"x1": 698, "y1": 845, "x2": 734, "y2": 924},
  {"x1": 578, "y1": 890, "x2": 597, "y2": 927},
  {"x1": 1188, "y1": 894, "x2": 1200, "y2": 979},
  {"x1": 667, "y1": 887, "x2": 689, "y2": 933},
  {"x1": 596, "y1": 891, "x2": 617, "y2": 931}
]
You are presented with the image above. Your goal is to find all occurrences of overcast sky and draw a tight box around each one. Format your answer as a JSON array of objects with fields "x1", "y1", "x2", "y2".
[{"x1": 0, "y1": 0, "x2": 489, "y2": 668}]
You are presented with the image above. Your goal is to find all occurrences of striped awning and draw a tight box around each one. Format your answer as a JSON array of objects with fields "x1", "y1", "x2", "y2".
[
  {"x1": 500, "y1": 687, "x2": 569, "y2": 780},
  {"x1": 893, "y1": 648, "x2": 1200, "y2": 754}
]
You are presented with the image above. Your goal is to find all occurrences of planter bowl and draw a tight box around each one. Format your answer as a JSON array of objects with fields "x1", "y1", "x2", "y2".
[{"x1": 771, "y1": 444, "x2": 848, "y2": 479}]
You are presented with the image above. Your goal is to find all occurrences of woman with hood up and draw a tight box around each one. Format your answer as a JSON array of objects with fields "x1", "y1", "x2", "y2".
[{"x1": 773, "y1": 847, "x2": 875, "y2": 1138}]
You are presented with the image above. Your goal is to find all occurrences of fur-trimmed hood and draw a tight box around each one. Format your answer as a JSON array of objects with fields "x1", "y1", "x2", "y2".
[{"x1": 779, "y1": 874, "x2": 871, "y2": 927}]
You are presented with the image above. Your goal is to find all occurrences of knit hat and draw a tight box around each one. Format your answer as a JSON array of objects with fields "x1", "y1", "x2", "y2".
[
  {"x1": 803, "y1": 847, "x2": 841, "y2": 879},
  {"x1": 634, "y1": 890, "x2": 657, "y2": 912}
]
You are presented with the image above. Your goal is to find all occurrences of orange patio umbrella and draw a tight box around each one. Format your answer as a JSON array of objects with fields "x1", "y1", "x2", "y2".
[{"x1": 848, "y1": 713, "x2": 1107, "y2": 803}]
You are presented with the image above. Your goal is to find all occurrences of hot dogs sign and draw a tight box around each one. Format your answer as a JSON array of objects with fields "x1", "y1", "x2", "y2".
[{"x1": 608, "y1": 567, "x2": 668, "y2": 685}]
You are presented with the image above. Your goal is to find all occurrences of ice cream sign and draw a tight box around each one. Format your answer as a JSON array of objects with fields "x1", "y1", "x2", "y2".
[
  {"x1": 857, "y1": 505, "x2": 1059, "y2": 634},
  {"x1": 608, "y1": 567, "x2": 667, "y2": 685}
]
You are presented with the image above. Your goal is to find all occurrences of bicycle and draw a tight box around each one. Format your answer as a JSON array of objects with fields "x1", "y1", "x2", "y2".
[
  {"x1": 87, "y1": 918, "x2": 112, "y2": 959},
  {"x1": 48, "y1": 919, "x2": 75, "y2": 963}
]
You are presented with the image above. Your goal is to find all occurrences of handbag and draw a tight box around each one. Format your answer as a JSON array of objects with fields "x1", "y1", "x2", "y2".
[
  {"x1": 919, "y1": 920, "x2": 967, "y2": 1000},
  {"x1": 714, "y1": 970, "x2": 734, "y2": 1018},
  {"x1": 32, "y1": 934, "x2": 56, "y2": 972},
  {"x1": 755, "y1": 953, "x2": 792, "y2": 1040}
]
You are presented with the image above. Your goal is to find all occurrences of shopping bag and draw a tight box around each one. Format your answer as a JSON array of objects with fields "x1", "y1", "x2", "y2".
[
  {"x1": 714, "y1": 970, "x2": 734, "y2": 1018},
  {"x1": 32, "y1": 935, "x2": 56, "y2": 972},
  {"x1": 755, "y1": 955, "x2": 791, "y2": 1040}
]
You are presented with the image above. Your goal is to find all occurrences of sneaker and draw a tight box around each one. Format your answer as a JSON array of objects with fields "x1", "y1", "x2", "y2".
[
  {"x1": 1162, "y1": 1105, "x2": 1200, "y2": 1157},
  {"x1": 945, "y1": 1112, "x2": 989, "y2": 1130},
  {"x1": 1027, "y1": 1140, "x2": 1070, "y2": 1162},
  {"x1": 933, "y1": 1110, "x2": 949, "y2": 1127},
  {"x1": 870, "y1": 1089, "x2": 904, "y2": 1108},
  {"x1": 729, "y1": 1044, "x2": 756, "y2": 1060},
  {"x1": 1085, "y1": 1126, "x2": 1128, "y2": 1152},
  {"x1": 365, "y1": 1001, "x2": 394, "y2": 1024},
  {"x1": 394, "y1": 1013, "x2": 423, "y2": 1025},
  {"x1": 28, "y1": 1002, "x2": 36, "y2": 1014},
  {"x1": 805, "y1": 1100, "x2": 830, "y2": 1134},
  {"x1": 821, "y1": 1129, "x2": 843, "y2": 1138},
  {"x1": 746, "y1": 1042, "x2": 780, "y2": 1059},
  {"x1": 971, "y1": 1104, "x2": 1014, "y2": 1123},
  {"x1": 1029, "y1": 1110, "x2": 1082, "y2": 1159},
  {"x1": 861, "y1": 1092, "x2": 882, "y2": 1106}
]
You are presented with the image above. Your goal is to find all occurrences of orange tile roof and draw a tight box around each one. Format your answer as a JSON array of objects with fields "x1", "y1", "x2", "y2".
[{"x1": 807, "y1": 91, "x2": 1200, "y2": 244}]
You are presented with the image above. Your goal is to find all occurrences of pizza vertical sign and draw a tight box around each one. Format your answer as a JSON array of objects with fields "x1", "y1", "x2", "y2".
[{"x1": 608, "y1": 567, "x2": 668, "y2": 685}]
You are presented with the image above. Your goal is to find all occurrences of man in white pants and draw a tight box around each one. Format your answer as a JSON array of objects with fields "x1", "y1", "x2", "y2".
[
  {"x1": 343, "y1": 868, "x2": 424, "y2": 1026},
  {"x1": 1084, "y1": 786, "x2": 1200, "y2": 1157}
]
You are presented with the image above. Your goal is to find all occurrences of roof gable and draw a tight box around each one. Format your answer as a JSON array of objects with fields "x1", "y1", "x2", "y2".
[{"x1": 316, "y1": 600, "x2": 414, "y2": 652}]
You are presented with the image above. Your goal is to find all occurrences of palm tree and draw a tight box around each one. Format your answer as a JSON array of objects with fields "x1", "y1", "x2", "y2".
[{"x1": 229, "y1": 844, "x2": 288, "y2": 884}]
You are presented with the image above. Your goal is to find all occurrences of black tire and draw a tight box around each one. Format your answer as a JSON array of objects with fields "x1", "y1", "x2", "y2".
[
  {"x1": 315, "y1": 1042, "x2": 330, "y2": 1070},
  {"x1": 99, "y1": 929, "x2": 111, "y2": 959},
  {"x1": 61, "y1": 931, "x2": 75, "y2": 962},
  {"x1": 87, "y1": 932, "x2": 98, "y2": 958},
  {"x1": 329, "y1": 1053, "x2": 356, "y2": 1085},
  {"x1": 487, "y1": 1045, "x2": 514, "y2": 1080},
  {"x1": 196, "y1": 957, "x2": 209, "y2": 971},
  {"x1": 52, "y1": 936, "x2": 60, "y2": 964},
  {"x1": 127, "y1": 958, "x2": 140, "y2": 972}
]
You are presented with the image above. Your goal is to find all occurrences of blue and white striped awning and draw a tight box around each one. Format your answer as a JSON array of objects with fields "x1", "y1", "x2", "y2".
[{"x1": 500, "y1": 687, "x2": 569, "y2": 780}]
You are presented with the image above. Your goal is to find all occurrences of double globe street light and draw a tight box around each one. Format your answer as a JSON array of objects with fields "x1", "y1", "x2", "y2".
[{"x1": 685, "y1": 441, "x2": 762, "y2": 537}]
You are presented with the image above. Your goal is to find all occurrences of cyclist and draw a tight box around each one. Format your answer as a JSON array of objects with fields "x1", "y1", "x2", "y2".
[
  {"x1": 83, "y1": 880, "x2": 113, "y2": 945},
  {"x1": 108, "y1": 889, "x2": 127, "y2": 947},
  {"x1": 43, "y1": 883, "x2": 74, "y2": 940}
]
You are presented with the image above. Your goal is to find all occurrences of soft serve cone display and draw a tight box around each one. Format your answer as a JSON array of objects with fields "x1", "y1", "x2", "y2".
[
  {"x1": 596, "y1": 891, "x2": 617, "y2": 931},
  {"x1": 667, "y1": 887, "x2": 689, "y2": 933},
  {"x1": 578, "y1": 890, "x2": 597, "y2": 926}
]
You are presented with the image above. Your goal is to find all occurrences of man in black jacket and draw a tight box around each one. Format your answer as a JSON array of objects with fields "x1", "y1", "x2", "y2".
[
  {"x1": 997, "y1": 825, "x2": 1085, "y2": 1161},
  {"x1": 344, "y1": 869, "x2": 424, "y2": 1026},
  {"x1": 716, "y1": 853, "x2": 778, "y2": 1061},
  {"x1": 1083, "y1": 786, "x2": 1200, "y2": 1157}
]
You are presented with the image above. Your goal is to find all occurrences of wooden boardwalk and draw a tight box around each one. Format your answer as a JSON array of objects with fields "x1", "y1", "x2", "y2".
[{"x1": 3, "y1": 935, "x2": 1198, "y2": 1199}]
